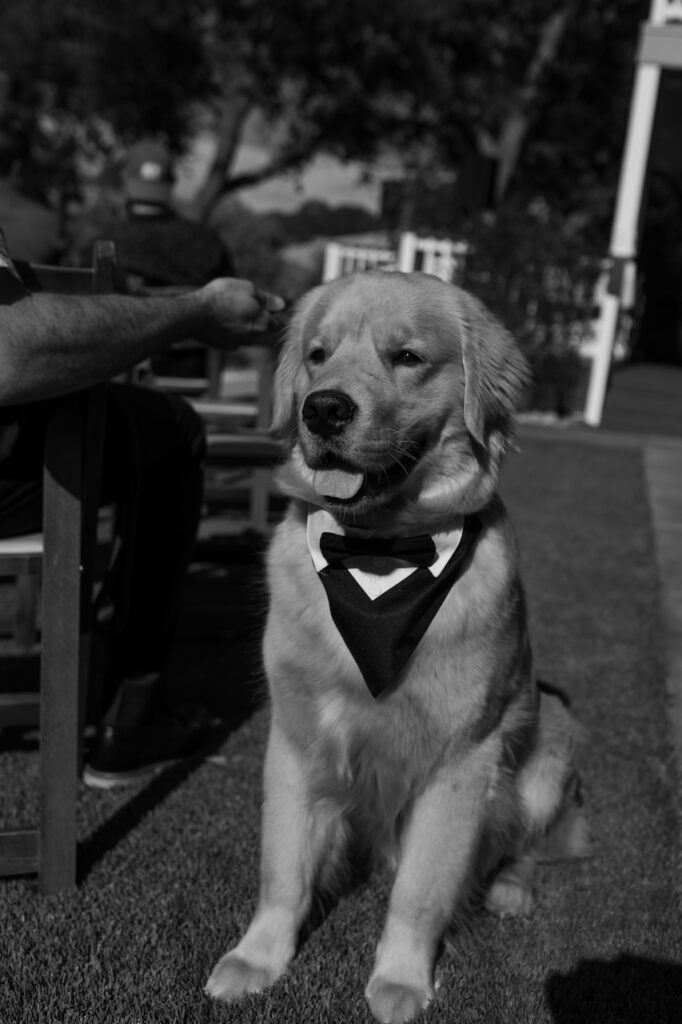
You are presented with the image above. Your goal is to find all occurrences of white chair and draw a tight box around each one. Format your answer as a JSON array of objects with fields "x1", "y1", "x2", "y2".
[
  {"x1": 575, "y1": 257, "x2": 638, "y2": 363},
  {"x1": 322, "y1": 233, "x2": 469, "y2": 286},
  {"x1": 322, "y1": 240, "x2": 397, "y2": 282},
  {"x1": 397, "y1": 231, "x2": 469, "y2": 283}
]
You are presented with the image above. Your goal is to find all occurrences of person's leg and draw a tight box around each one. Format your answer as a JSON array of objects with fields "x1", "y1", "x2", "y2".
[
  {"x1": 85, "y1": 382, "x2": 216, "y2": 786},
  {"x1": 0, "y1": 387, "x2": 215, "y2": 786},
  {"x1": 0, "y1": 402, "x2": 56, "y2": 536},
  {"x1": 97, "y1": 383, "x2": 205, "y2": 708}
]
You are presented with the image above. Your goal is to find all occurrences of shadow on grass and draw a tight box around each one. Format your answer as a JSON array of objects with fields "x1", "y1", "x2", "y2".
[
  {"x1": 546, "y1": 954, "x2": 682, "y2": 1024},
  {"x1": 76, "y1": 708, "x2": 257, "y2": 885}
]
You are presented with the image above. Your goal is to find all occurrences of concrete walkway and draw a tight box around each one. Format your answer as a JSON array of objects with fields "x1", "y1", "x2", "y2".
[
  {"x1": 595, "y1": 360, "x2": 681, "y2": 776},
  {"x1": 645, "y1": 438, "x2": 682, "y2": 774},
  {"x1": 520, "y1": 420, "x2": 682, "y2": 794},
  {"x1": 601, "y1": 362, "x2": 682, "y2": 438}
]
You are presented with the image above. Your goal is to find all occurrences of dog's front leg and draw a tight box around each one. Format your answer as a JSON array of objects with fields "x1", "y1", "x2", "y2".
[
  {"x1": 206, "y1": 720, "x2": 339, "y2": 1002},
  {"x1": 365, "y1": 758, "x2": 490, "y2": 1024}
]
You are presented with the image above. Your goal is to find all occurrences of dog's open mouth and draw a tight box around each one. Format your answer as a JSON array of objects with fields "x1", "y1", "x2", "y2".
[
  {"x1": 311, "y1": 450, "x2": 423, "y2": 507},
  {"x1": 312, "y1": 466, "x2": 368, "y2": 505}
]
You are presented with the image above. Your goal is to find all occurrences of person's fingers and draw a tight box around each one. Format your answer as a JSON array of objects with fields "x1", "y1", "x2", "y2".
[
  {"x1": 253, "y1": 288, "x2": 286, "y2": 314},
  {"x1": 204, "y1": 279, "x2": 286, "y2": 336},
  {"x1": 245, "y1": 291, "x2": 287, "y2": 335}
]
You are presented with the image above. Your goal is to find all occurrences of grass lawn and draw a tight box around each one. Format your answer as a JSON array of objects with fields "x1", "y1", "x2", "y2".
[{"x1": 1, "y1": 433, "x2": 681, "y2": 1023}]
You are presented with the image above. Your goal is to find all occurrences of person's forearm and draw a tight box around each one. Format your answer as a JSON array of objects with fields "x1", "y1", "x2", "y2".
[{"x1": 0, "y1": 288, "x2": 212, "y2": 405}]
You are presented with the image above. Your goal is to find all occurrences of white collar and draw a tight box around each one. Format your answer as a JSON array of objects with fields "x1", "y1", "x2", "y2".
[{"x1": 306, "y1": 508, "x2": 464, "y2": 601}]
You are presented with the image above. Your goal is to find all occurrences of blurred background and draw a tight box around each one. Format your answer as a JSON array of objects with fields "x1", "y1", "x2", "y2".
[
  {"x1": 0, "y1": 0, "x2": 680, "y2": 415},
  {"x1": 1, "y1": 10, "x2": 682, "y2": 982}
]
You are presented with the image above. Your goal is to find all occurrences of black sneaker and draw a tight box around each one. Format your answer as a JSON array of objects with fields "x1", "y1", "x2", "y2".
[{"x1": 83, "y1": 704, "x2": 220, "y2": 789}]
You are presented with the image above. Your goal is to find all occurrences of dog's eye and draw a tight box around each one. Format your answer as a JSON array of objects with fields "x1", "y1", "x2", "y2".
[
  {"x1": 393, "y1": 350, "x2": 423, "y2": 367},
  {"x1": 308, "y1": 347, "x2": 326, "y2": 365}
]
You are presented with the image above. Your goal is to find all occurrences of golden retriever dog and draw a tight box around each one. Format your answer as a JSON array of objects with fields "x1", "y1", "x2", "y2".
[{"x1": 206, "y1": 271, "x2": 589, "y2": 1023}]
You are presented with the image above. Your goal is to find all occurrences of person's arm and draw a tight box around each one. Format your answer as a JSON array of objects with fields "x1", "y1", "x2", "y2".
[{"x1": 0, "y1": 277, "x2": 284, "y2": 405}]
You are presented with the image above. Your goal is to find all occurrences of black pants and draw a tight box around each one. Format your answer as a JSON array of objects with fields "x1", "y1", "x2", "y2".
[{"x1": 0, "y1": 383, "x2": 205, "y2": 710}]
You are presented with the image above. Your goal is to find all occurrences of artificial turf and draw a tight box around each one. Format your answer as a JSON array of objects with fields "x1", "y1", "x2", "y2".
[{"x1": 1, "y1": 433, "x2": 681, "y2": 1023}]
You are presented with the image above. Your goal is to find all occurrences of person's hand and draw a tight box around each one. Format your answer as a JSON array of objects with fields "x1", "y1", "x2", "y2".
[{"x1": 198, "y1": 278, "x2": 286, "y2": 347}]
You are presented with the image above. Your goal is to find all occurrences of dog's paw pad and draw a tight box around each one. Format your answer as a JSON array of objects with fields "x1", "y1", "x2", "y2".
[
  {"x1": 365, "y1": 977, "x2": 432, "y2": 1024},
  {"x1": 485, "y1": 876, "x2": 535, "y2": 917},
  {"x1": 205, "y1": 953, "x2": 276, "y2": 1002}
]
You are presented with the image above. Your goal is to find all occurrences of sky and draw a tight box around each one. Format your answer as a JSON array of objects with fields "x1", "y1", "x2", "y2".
[{"x1": 174, "y1": 132, "x2": 384, "y2": 214}]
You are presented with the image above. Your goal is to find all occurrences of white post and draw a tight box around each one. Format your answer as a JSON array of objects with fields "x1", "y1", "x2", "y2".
[
  {"x1": 398, "y1": 231, "x2": 419, "y2": 273},
  {"x1": 584, "y1": 57, "x2": 661, "y2": 426},
  {"x1": 322, "y1": 242, "x2": 343, "y2": 282},
  {"x1": 651, "y1": 0, "x2": 682, "y2": 24}
]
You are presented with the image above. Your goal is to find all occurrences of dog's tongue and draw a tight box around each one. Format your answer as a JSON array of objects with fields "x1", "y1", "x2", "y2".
[{"x1": 312, "y1": 468, "x2": 366, "y2": 502}]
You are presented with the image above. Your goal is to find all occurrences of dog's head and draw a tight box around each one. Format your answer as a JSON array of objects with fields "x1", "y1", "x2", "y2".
[{"x1": 272, "y1": 271, "x2": 529, "y2": 530}]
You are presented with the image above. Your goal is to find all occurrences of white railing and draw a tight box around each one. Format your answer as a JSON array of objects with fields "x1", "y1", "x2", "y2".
[
  {"x1": 322, "y1": 233, "x2": 470, "y2": 285},
  {"x1": 397, "y1": 232, "x2": 470, "y2": 283},
  {"x1": 322, "y1": 241, "x2": 396, "y2": 281},
  {"x1": 651, "y1": 0, "x2": 682, "y2": 24}
]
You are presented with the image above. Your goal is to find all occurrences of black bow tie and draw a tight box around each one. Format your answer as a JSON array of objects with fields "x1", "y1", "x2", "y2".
[
  {"x1": 319, "y1": 531, "x2": 437, "y2": 567},
  {"x1": 317, "y1": 514, "x2": 483, "y2": 697}
]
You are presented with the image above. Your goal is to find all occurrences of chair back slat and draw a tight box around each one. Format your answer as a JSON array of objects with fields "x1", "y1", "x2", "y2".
[
  {"x1": 93, "y1": 240, "x2": 117, "y2": 294},
  {"x1": 14, "y1": 242, "x2": 115, "y2": 296},
  {"x1": 16, "y1": 264, "x2": 96, "y2": 295}
]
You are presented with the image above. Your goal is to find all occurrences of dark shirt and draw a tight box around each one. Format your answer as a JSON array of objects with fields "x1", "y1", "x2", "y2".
[
  {"x1": 78, "y1": 213, "x2": 235, "y2": 288},
  {"x1": 0, "y1": 181, "x2": 61, "y2": 263}
]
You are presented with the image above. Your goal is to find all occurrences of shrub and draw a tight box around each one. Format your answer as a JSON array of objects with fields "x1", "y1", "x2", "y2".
[{"x1": 459, "y1": 207, "x2": 599, "y2": 416}]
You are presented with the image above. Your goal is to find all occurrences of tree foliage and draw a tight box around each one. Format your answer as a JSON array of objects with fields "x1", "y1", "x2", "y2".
[
  {"x1": 0, "y1": 0, "x2": 210, "y2": 204},
  {"x1": 0, "y1": 0, "x2": 651, "y2": 239}
]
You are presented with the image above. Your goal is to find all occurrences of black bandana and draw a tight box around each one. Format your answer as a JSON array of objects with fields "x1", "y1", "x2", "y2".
[{"x1": 317, "y1": 515, "x2": 482, "y2": 697}]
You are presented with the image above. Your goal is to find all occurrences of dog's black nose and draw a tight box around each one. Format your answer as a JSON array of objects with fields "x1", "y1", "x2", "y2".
[{"x1": 302, "y1": 390, "x2": 356, "y2": 437}]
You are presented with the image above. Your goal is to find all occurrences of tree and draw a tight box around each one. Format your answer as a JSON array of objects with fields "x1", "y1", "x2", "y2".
[
  {"x1": 0, "y1": 0, "x2": 650, "y2": 243},
  {"x1": 0, "y1": 0, "x2": 210, "y2": 206}
]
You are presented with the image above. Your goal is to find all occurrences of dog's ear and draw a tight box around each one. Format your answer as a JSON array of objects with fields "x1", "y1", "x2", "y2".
[
  {"x1": 270, "y1": 285, "x2": 325, "y2": 437},
  {"x1": 456, "y1": 289, "x2": 530, "y2": 456},
  {"x1": 270, "y1": 328, "x2": 301, "y2": 438}
]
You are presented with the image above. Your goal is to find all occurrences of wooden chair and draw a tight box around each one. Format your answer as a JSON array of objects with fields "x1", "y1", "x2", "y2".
[
  {"x1": 198, "y1": 336, "x2": 285, "y2": 538},
  {"x1": 128, "y1": 284, "x2": 285, "y2": 538},
  {"x1": 0, "y1": 241, "x2": 116, "y2": 893}
]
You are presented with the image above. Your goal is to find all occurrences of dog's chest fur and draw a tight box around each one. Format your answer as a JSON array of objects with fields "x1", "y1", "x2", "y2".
[{"x1": 264, "y1": 500, "x2": 530, "y2": 836}]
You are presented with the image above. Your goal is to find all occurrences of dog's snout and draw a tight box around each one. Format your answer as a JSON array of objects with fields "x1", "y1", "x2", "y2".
[{"x1": 302, "y1": 390, "x2": 357, "y2": 437}]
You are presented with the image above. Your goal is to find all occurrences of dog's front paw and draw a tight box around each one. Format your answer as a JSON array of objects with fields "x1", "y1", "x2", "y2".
[
  {"x1": 365, "y1": 975, "x2": 433, "y2": 1024},
  {"x1": 485, "y1": 853, "x2": 536, "y2": 917},
  {"x1": 204, "y1": 952, "x2": 280, "y2": 1002}
]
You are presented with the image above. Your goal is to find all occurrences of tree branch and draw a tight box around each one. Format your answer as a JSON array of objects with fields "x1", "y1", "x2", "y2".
[
  {"x1": 493, "y1": 4, "x2": 577, "y2": 205},
  {"x1": 198, "y1": 125, "x2": 327, "y2": 218},
  {"x1": 192, "y1": 90, "x2": 253, "y2": 219}
]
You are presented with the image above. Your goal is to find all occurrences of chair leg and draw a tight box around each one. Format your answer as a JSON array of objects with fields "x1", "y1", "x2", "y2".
[{"x1": 39, "y1": 404, "x2": 84, "y2": 895}]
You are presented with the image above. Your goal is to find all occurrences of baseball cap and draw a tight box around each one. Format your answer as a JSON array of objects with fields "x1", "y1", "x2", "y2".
[{"x1": 123, "y1": 139, "x2": 174, "y2": 205}]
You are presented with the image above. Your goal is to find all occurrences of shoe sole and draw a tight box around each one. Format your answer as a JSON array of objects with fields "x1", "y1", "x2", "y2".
[{"x1": 82, "y1": 758, "x2": 180, "y2": 789}]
